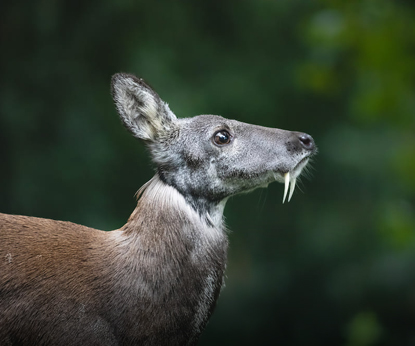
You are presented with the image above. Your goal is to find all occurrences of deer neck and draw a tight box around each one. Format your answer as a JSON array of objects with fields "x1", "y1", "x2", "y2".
[
  {"x1": 100, "y1": 175, "x2": 228, "y2": 342},
  {"x1": 122, "y1": 174, "x2": 226, "y2": 235},
  {"x1": 115, "y1": 174, "x2": 228, "y2": 267}
]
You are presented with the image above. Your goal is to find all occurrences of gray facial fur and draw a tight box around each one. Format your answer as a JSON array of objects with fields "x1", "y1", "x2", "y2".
[{"x1": 112, "y1": 73, "x2": 316, "y2": 218}]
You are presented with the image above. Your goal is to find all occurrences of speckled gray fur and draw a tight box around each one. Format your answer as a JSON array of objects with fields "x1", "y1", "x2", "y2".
[{"x1": 112, "y1": 74, "x2": 314, "y2": 221}]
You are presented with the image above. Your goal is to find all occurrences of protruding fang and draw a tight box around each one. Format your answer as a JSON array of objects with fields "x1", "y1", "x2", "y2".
[
  {"x1": 288, "y1": 177, "x2": 296, "y2": 202},
  {"x1": 283, "y1": 172, "x2": 290, "y2": 204}
]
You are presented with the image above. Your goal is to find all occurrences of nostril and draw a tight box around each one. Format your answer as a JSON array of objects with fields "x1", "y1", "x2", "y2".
[{"x1": 298, "y1": 133, "x2": 315, "y2": 151}]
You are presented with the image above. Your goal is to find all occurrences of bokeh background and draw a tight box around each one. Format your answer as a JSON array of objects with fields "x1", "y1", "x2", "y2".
[{"x1": 1, "y1": 0, "x2": 415, "y2": 345}]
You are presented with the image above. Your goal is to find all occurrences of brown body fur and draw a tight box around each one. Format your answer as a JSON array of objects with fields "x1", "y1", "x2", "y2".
[{"x1": 0, "y1": 176, "x2": 227, "y2": 345}]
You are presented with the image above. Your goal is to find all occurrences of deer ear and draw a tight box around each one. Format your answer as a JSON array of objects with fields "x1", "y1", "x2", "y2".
[{"x1": 111, "y1": 73, "x2": 177, "y2": 141}]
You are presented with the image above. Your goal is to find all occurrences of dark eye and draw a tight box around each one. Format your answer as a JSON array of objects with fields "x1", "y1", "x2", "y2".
[{"x1": 213, "y1": 130, "x2": 232, "y2": 146}]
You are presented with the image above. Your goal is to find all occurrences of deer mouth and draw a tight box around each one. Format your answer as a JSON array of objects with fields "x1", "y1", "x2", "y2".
[{"x1": 273, "y1": 156, "x2": 311, "y2": 203}]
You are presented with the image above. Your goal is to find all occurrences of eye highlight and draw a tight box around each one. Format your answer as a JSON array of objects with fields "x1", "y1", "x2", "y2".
[{"x1": 213, "y1": 130, "x2": 232, "y2": 146}]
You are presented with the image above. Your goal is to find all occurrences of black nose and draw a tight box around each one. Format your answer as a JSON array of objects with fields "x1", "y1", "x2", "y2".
[{"x1": 298, "y1": 133, "x2": 315, "y2": 151}]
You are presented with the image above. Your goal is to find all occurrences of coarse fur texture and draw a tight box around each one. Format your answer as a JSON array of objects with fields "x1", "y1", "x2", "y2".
[{"x1": 0, "y1": 73, "x2": 316, "y2": 345}]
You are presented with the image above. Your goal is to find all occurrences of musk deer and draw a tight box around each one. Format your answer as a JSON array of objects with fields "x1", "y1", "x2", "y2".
[{"x1": 0, "y1": 73, "x2": 316, "y2": 346}]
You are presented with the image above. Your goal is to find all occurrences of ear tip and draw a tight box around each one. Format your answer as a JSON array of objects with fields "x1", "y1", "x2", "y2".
[
  {"x1": 111, "y1": 73, "x2": 137, "y2": 99},
  {"x1": 111, "y1": 73, "x2": 154, "y2": 94},
  {"x1": 111, "y1": 72, "x2": 138, "y2": 87}
]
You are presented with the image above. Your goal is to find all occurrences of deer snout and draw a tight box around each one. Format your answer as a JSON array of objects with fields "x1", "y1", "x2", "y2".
[
  {"x1": 298, "y1": 133, "x2": 315, "y2": 151},
  {"x1": 286, "y1": 132, "x2": 316, "y2": 153}
]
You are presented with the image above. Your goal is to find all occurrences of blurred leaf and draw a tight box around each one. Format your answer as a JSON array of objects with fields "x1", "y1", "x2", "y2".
[{"x1": 346, "y1": 311, "x2": 382, "y2": 346}]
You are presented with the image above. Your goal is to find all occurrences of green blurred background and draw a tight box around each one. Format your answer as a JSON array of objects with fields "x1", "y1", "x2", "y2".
[{"x1": 1, "y1": 0, "x2": 415, "y2": 345}]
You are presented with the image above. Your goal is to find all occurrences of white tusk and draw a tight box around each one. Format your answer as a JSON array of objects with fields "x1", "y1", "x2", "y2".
[
  {"x1": 288, "y1": 177, "x2": 296, "y2": 202},
  {"x1": 283, "y1": 172, "x2": 290, "y2": 204}
]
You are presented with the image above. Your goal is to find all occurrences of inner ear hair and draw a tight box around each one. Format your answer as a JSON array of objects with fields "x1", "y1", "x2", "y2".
[{"x1": 111, "y1": 73, "x2": 162, "y2": 141}]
